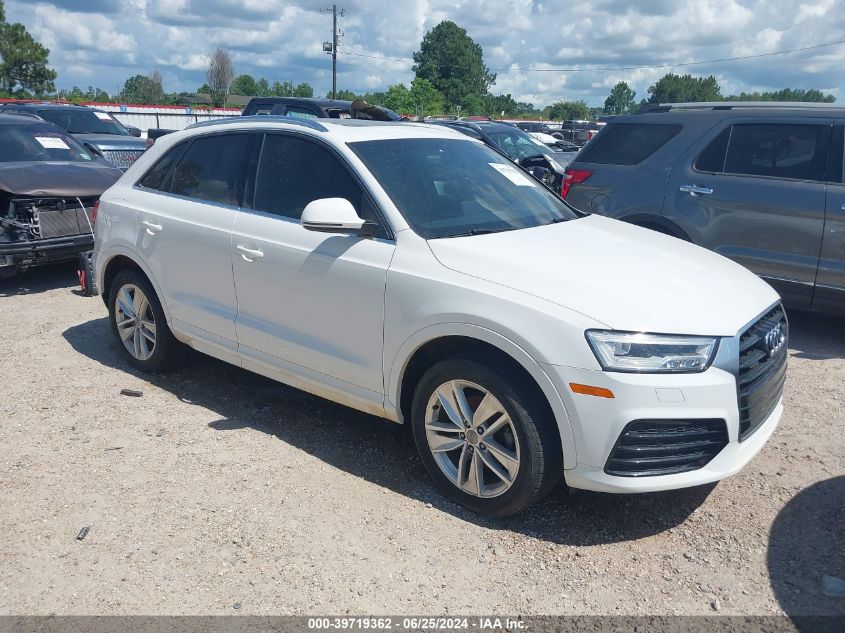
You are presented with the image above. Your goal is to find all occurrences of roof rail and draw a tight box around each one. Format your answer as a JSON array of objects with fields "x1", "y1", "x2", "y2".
[
  {"x1": 637, "y1": 101, "x2": 841, "y2": 114},
  {"x1": 186, "y1": 115, "x2": 328, "y2": 132}
]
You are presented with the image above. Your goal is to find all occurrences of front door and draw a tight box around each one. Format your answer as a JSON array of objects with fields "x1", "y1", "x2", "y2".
[
  {"x1": 815, "y1": 121, "x2": 845, "y2": 314},
  {"x1": 664, "y1": 119, "x2": 830, "y2": 309},
  {"x1": 231, "y1": 132, "x2": 395, "y2": 402}
]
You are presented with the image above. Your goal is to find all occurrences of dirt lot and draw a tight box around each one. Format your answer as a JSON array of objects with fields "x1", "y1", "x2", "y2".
[{"x1": 0, "y1": 263, "x2": 842, "y2": 617}]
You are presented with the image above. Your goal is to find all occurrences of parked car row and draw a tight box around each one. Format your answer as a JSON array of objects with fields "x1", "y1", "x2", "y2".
[
  {"x1": 0, "y1": 103, "x2": 148, "y2": 170},
  {"x1": 6, "y1": 97, "x2": 824, "y2": 517}
]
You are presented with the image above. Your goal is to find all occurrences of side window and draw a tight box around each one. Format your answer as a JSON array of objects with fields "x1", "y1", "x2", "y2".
[
  {"x1": 453, "y1": 126, "x2": 482, "y2": 140},
  {"x1": 254, "y1": 134, "x2": 361, "y2": 219},
  {"x1": 252, "y1": 134, "x2": 389, "y2": 239},
  {"x1": 577, "y1": 123, "x2": 682, "y2": 166},
  {"x1": 829, "y1": 125, "x2": 844, "y2": 184},
  {"x1": 170, "y1": 133, "x2": 250, "y2": 206},
  {"x1": 723, "y1": 124, "x2": 829, "y2": 182},
  {"x1": 284, "y1": 106, "x2": 319, "y2": 120},
  {"x1": 137, "y1": 142, "x2": 188, "y2": 191},
  {"x1": 695, "y1": 127, "x2": 731, "y2": 173}
]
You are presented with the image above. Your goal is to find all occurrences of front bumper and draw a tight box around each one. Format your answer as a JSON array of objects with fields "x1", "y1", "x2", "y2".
[
  {"x1": 0, "y1": 233, "x2": 94, "y2": 262},
  {"x1": 544, "y1": 363, "x2": 782, "y2": 493}
]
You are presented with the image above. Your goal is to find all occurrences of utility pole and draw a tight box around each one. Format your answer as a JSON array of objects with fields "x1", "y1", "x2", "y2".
[{"x1": 321, "y1": 5, "x2": 344, "y2": 99}]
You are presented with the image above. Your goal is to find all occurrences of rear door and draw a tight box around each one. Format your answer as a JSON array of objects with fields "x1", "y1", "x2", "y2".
[
  {"x1": 815, "y1": 121, "x2": 845, "y2": 314},
  {"x1": 664, "y1": 118, "x2": 831, "y2": 309},
  {"x1": 134, "y1": 132, "x2": 252, "y2": 355},
  {"x1": 564, "y1": 121, "x2": 682, "y2": 217}
]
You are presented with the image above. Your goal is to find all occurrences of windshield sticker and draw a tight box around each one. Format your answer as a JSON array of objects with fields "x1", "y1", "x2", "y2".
[
  {"x1": 94, "y1": 112, "x2": 113, "y2": 121},
  {"x1": 35, "y1": 136, "x2": 70, "y2": 150},
  {"x1": 489, "y1": 163, "x2": 536, "y2": 187}
]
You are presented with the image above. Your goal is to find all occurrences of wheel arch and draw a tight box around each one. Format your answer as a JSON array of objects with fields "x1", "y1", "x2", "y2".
[
  {"x1": 619, "y1": 213, "x2": 692, "y2": 241},
  {"x1": 98, "y1": 246, "x2": 172, "y2": 323},
  {"x1": 389, "y1": 324, "x2": 577, "y2": 469}
]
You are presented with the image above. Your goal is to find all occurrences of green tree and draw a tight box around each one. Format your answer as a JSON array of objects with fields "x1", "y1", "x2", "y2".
[
  {"x1": 256, "y1": 77, "x2": 270, "y2": 96},
  {"x1": 724, "y1": 88, "x2": 835, "y2": 103},
  {"x1": 118, "y1": 72, "x2": 163, "y2": 104},
  {"x1": 546, "y1": 100, "x2": 591, "y2": 121},
  {"x1": 603, "y1": 81, "x2": 636, "y2": 115},
  {"x1": 412, "y1": 20, "x2": 495, "y2": 111},
  {"x1": 382, "y1": 83, "x2": 410, "y2": 112},
  {"x1": 481, "y1": 93, "x2": 519, "y2": 117},
  {"x1": 647, "y1": 73, "x2": 721, "y2": 104},
  {"x1": 231, "y1": 74, "x2": 258, "y2": 96},
  {"x1": 293, "y1": 82, "x2": 313, "y2": 97},
  {"x1": 59, "y1": 85, "x2": 111, "y2": 103},
  {"x1": 0, "y1": 3, "x2": 57, "y2": 95}
]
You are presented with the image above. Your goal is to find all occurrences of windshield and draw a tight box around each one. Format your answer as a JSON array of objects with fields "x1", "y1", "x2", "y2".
[
  {"x1": 349, "y1": 138, "x2": 577, "y2": 239},
  {"x1": 37, "y1": 109, "x2": 130, "y2": 136},
  {"x1": 486, "y1": 128, "x2": 555, "y2": 161},
  {"x1": 0, "y1": 126, "x2": 95, "y2": 163}
]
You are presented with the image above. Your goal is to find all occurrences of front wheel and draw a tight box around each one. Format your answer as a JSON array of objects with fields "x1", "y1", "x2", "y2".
[{"x1": 410, "y1": 358, "x2": 563, "y2": 517}]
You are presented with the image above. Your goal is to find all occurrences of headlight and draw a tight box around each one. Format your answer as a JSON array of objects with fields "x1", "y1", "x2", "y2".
[{"x1": 585, "y1": 330, "x2": 718, "y2": 373}]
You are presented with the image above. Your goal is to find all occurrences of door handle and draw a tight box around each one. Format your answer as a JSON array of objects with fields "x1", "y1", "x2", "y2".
[
  {"x1": 236, "y1": 245, "x2": 264, "y2": 262},
  {"x1": 141, "y1": 220, "x2": 162, "y2": 235},
  {"x1": 841, "y1": 203, "x2": 845, "y2": 211},
  {"x1": 679, "y1": 185, "x2": 714, "y2": 197}
]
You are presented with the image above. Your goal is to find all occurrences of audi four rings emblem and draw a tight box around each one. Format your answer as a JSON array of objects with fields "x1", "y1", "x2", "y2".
[{"x1": 765, "y1": 323, "x2": 785, "y2": 355}]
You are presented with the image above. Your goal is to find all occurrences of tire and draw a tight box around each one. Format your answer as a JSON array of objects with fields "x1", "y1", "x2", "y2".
[
  {"x1": 77, "y1": 251, "x2": 95, "y2": 297},
  {"x1": 108, "y1": 268, "x2": 182, "y2": 372},
  {"x1": 410, "y1": 357, "x2": 563, "y2": 517}
]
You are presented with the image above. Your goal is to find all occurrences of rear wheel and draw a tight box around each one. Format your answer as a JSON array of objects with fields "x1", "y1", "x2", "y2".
[
  {"x1": 108, "y1": 268, "x2": 182, "y2": 372},
  {"x1": 411, "y1": 358, "x2": 562, "y2": 517}
]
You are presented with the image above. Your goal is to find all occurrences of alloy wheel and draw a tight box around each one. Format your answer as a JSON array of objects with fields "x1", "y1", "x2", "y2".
[
  {"x1": 424, "y1": 380, "x2": 521, "y2": 498},
  {"x1": 114, "y1": 283, "x2": 157, "y2": 361}
]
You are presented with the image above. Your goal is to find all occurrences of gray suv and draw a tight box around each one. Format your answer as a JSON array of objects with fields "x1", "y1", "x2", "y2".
[{"x1": 564, "y1": 102, "x2": 845, "y2": 315}]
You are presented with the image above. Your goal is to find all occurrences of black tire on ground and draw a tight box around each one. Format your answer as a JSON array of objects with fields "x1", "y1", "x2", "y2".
[
  {"x1": 410, "y1": 357, "x2": 563, "y2": 517},
  {"x1": 77, "y1": 251, "x2": 95, "y2": 297},
  {"x1": 107, "y1": 268, "x2": 183, "y2": 372}
]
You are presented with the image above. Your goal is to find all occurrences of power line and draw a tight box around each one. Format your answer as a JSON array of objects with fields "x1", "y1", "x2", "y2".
[{"x1": 338, "y1": 38, "x2": 845, "y2": 73}]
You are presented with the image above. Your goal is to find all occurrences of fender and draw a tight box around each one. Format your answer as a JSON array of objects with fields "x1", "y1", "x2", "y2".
[
  {"x1": 387, "y1": 322, "x2": 578, "y2": 470},
  {"x1": 618, "y1": 212, "x2": 692, "y2": 241},
  {"x1": 95, "y1": 242, "x2": 173, "y2": 325}
]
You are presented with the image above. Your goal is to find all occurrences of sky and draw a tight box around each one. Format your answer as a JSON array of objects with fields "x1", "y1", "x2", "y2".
[{"x1": 5, "y1": 0, "x2": 845, "y2": 107}]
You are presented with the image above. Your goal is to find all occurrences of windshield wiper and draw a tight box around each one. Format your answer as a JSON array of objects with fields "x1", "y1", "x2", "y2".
[
  {"x1": 445, "y1": 227, "x2": 516, "y2": 238},
  {"x1": 546, "y1": 216, "x2": 569, "y2": 225}
]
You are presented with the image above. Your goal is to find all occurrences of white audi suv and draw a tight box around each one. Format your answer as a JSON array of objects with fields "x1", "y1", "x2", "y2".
[{"x1": 92, "y1": 117, "x2": 787, "y2": 516}]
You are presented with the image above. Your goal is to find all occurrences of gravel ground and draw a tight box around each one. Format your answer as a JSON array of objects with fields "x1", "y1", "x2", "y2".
[{"x1": 0, "y1": 263, "x2": 842, "y2": 617}]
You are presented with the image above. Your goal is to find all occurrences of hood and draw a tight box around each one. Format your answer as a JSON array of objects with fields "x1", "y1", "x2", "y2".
[
  {"x1": 547, "y1": 152, "x2": 577, "y2": 170},
  {"x1": 73, "y1": 133, "x2": 147, "y2": 150},
  {"x1": 427, "y1": 214, "x2": 779, "y2": 336},
  {"x1": 0, "y1": 161, "x2": 122, "y2": 197}
]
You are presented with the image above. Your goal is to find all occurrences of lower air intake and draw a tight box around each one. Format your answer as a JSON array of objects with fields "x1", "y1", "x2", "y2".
[{"x1": 604, "y1": 419, "x2": 728, "y2": 477}]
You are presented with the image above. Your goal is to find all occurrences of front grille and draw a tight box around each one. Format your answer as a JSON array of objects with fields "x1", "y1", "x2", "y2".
[
  {"x1": 737, "y1": 305, "x2": 788, "y2": 441},
  {"x1": 604, "y1": 419, "x2": 729, "y2": 477},
  {"x1": 101, "y1": 149, "x2": 144, "y2": 169},
  {"x1": 13, "y1": 198, "x2": 97, "y2": 239}
]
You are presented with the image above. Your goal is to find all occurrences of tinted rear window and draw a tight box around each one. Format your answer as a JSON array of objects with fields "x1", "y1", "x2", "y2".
[
  {"x1": 577, "y1": 123, "x2": 681, "y2": 165},
  {"x1": 169, "y1": 133, "x2": 250, "y2": 206},
  {"x1": 723, "y1": 124, "x2": 829, "y2": 182}
]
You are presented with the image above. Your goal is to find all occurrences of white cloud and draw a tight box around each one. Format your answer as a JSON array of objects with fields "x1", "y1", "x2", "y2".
[{"x1": 5, "y1": 0, "x2": 845, "y2": 106}]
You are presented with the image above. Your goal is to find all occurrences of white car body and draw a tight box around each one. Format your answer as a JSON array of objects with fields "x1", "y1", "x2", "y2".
[{"x1": 94, "y1": 117, "x2": 784, "y2": 498}]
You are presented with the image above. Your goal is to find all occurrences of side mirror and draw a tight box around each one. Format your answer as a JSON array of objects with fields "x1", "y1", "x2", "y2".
[
  {"x1": 301, "y1": 198, "x2": 375, "y2": 236},
  {"x1": 126, "y1": 126, "x2": 142, "y2": 138},
  {"x1": 84, "y1": 143, "x2": 103, "y2": 158}
]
